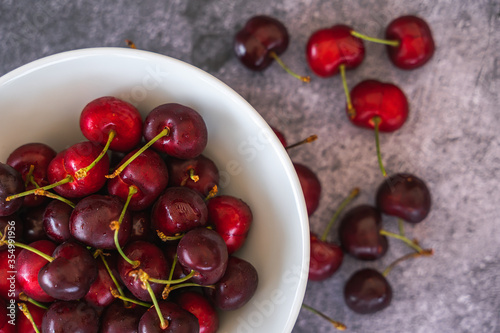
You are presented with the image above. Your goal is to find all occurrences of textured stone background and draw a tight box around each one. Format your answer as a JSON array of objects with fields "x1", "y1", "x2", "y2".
[{"x1": 1, "y1": 1, "x2": 499, "y2": 332}]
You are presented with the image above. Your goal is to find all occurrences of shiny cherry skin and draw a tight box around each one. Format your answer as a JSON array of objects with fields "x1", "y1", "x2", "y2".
[
  {"x1": 42, "y1": 300, "x2": 100, "y2": 333},
  {"x1": 143, "y1": 103, "x2": 208, "y2": 160},
  {"x1": 176, "y1": 290, "x2": 219, "y2": 333},
  {"x1": 6, "y1": 142, "x2": 56, "y2": 207},
  {"x1": 308, "y1": 233, "x2": 344, "y2": 281},
  {"x1": 129, "y1": 210, "x2": 156, "y2": 243},
  {"x1": 138, "y1": 301, "x2": 199, "y2": 333},
  {"x1": 376, "y1": 173, "x2": 431, "y2": 223},
  {"x1": 0, "y1": 162, "x2": 24, "y2": 217},
  {"x1": 167, "y1": 154, "x2": 219, "y2": 197},
  {"x1": 234, "y1": 15, "x2": 289, "y2": 71},
  {"x1": 107, "y1": 149, "x2": 169, "y2": 211},
  {"x1": 38, "y1": 241, "x2": 98, "y2": 301},
  {"x1": 17, "y1": 301, "x2": 45, "y2": 333},
  {"x1": 47, "y1": 141, "x2": 110, "y2": 198},
  {"x1": 84, "y1": 253, "x2": 121, "y2": 308},
  {"x1": 348, "y1": 79, "x2": 409, "y2": 132},
  {"x1": 16, "y1": 239, "x2": 56, "y2": 303},
  {"x1": 80, "y1": 96, "x2": 143, "y2": 152},
  {"x1": 306, "y1": 24, "x2": 365, "y2": 77},
  {"x1": 386, "y1": 15, "x2": 435, "y2": 70},
  {"x1": 205, "y1": 256, "x2": 258, "y2": 311},
  {"x1": 42, "y1": 200, "x2": 74, "y2": 243},
  {"x1": 338, "y1": 205, "x2": 388, "y2": 260},
  {"x1": 69, "y1": 194, "x2": 131, "y2": 250},
  {"x1": 177, "y1": 227, "x2": 228, "y2": 286},
  {"x1": 344, "y1": 268, "x2": 392, "y2": 314},
  {"x1": 207, "y1": 195, "x2": 253, "y2": 254},
  {"x1": 100, "y1": 300, "x2": 147, "y2": 333},
  {"x1": 293, "y1": 162, "x2": 321, "y2": 216}
]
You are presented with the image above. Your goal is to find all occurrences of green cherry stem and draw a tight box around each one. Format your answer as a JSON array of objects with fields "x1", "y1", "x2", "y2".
[
  {"x1": 398, "y1": 218, "x2": 406, "y2": 236},
  {"x1": 320, "y1": 187, "x2": 360, "y2": 242},
  {"x1": 340, "y1": 64, "x2": 355, "y2": 118},
  {"x1": 350, "y1": 30, "x2": 400, "y2": 47},
  {"x1": 148, "y1": 270, "x2": 196, "y2": 285},
  {"x1": 380, "y1": 229, "x2": 425, "y2": 253},
  {"x1": 5, "y1": 175, "x2": 73, "y2": 201},
  {"x1": 18, "y1": 292, "x2": 49, "y2": 310},
  {"x1": 112, "y1": 185, "x2": 140, "y2": 267},
  {"x1": 18, "y1": 303, "x2": 41, "y2": 333},
  {"x1": 99, "y1": 252, "x2": 127, "y2": 304},
  {"x1": 24, "y1": 165, "x2": 35, "y2": 187},
  {"x1": 382, "y1": 249, "x2": 434, "y2": 277},
  {"x1": 75, "y1": 130, "x2": 116, "y2": 180},
  {"x1": 372, "y1": 116, "x2": 387, "y2": 177},
  {"x1": 26, "y1": 173, "x2": 76, "y2": 208},
  {"x1": 0, "y1": 229, "x2": 53, "y2": 262},
  {"x1": 110, "y1": 289, "x2": 151, "y2": 308},
  {"x1": 301, "y1": 303, "x2": 346, "y2": 331},
  {"x1": 285, "y1": 135, "x2": 318, "y2": 150},
  {"x1": 269, "y1": 51, "x2": 311, "y2": 83},
  {"x1": 107, "y1": 127, "x2": 170, "y2": 179},
  {"x1": 141, "y1": 274, "x2": 168, "y2": 330}
]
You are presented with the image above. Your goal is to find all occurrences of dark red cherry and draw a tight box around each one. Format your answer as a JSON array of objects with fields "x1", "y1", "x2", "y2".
[
  {"x1": 143, "y1": 103, "x2": 208, "y2": 160},
  {"x1": 42, "y1": 300, "x2": 100, "y2": 333},
  {"x1": 308, "y1": 233, "x2": 343, "y2": 281},
  {"x1": 234, "y1": 15, "x2": 289, "y2": 71},
  {"x1": 348, "y1": 79, "x2": 409, "y2": 132},
  {"x1": 205, "y1": 256, "x2": 258, "y2": 311},
  {"x1": 176, "y1": 291, "x2": 219, "y2": 333},
  {"x1": 293, "y1": 162, "x2": 321, "y2": 216},
  {"x1": 80, "y1": 96, "x2": 143, "y2": 152},
  {"x1": 6, "y1": 142, "x2": 56, "y2": 207},
  {"x1": 167, "y1": 154, "x2": 219, "y2": 197},
  {"x1": 84, "y1": 253, "x2": 121, "y2": 308},
  {"x1": 38, "y1": 241, "x2": 98, "y2": 301},
  {"x1": 21, "y1": 203, "x2": 49, "y2": 243},
  {"x1": 117, "y1": 240, "x2": 169, "y2": 302},
  {"x1": 207, "y1": 195, "x2": 253, "y2": 254},
  {"x1": 107, "y1": 149, "x2": 169, "y2": 211},
  {"x1": 16, "y1": 240, "x2": 56, "y2": 303},
  {"x1": 306, "y1": 24, "x2": 365, "y2": 77},
  {"x1": 47, "y1": 141, "x2": 110, "y2": 198},
  {"x1": 138, "y1": 301, "x2": 199, "y2": 333},
  {"x1": 376, "y1": 173, "x2": 431, "y2": 223},
  {"x1": 0, "y1": 163, "x2": 24, "y2": 216},
  {"x1": 0, "y1": 248, "x2": 22, "y2": 300},
  {"x1": 151, "y1": 187, "x2": 208, "y2": 238},
  {"x1": 130, "y1": 210, "x2": 156, "y2": 243},
  {"x1": 100, "y1": 300, "x2": 147, "y2": 333},
  {"x1": 344, "y1": 268, "x2": 392, "y2": 314},
  {"x1": 0, "y1": 298, "x2": 15, "y2": 333},
  {"x1": 386, "y1": 15, "x2": 435, "y2": 70},
  {"x1": 271, "y1": 126, "x2": 288, "y2": 147},
  {"x1": 69, "y1": 194, "x2": 131, "y2": 250},
  {"x1": 177, "y1": 228, "x2": 228, "y2": 286},
  {"x1": 338, "y1": 205, "x2": 388, "y2": 260},
  {"x1": 42, "y1": 200, "x2": 74, "y2": 243},
  {"x1": 17, "y1": 301, "x2": 45, "y2": 333}
]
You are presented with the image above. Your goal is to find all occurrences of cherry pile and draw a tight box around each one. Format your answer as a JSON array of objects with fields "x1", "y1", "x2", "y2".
[
  {"x1": 234, "y1": 12, "x2": 436, "y2": 328},
  {"x1": 0, "y1": 96, "x2": 258, "y2": 332}
]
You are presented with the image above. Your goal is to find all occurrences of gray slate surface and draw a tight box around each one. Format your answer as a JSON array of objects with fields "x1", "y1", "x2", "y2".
[{"x1": 1, "y1": 1, "x2": 499, "y2": 332}]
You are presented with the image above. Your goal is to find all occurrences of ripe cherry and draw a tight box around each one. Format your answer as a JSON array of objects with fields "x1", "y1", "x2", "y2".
[
  {"x1": 84, "y1": 253, "x2": 122, "y2": 308},
  {"x1": 80, "y1": 96, "x2": 143, "y2": 153},
  {"x1": 338, "y1": 204, "x2": 388, "y2": 261},
  {"x1": 21, "y1": 204, "x2": 49, "y2": 243},
  {"x1": 234, "y1": 15, "x2": 310, "y2": 82},
  {"x1": 0, "y1": 163, "x2": 24, "y2": 216},
  {"x1": 138, "y1": 301, "x2": 199, "y2": 332},
  {"x1": 0, "y1": 248, "x2": 22, "y2": 300},
  {"x1": 343, "y1": 268, "x2": 392, "y2": 314},
  {"x1": 167, "y1": 154, "x2": 219, "y2": 198},
  {"x1": 41, "y1": 300, "x2": 100, "y2": 333},
  {"x1": 100, "y1": 300, "x2": 147, "y2": 333},
  {"x1": 176, "y1": 290, "x2": 219, "y2": 333},
  {"x1": 348, "y1": 79, "x2": 409, "y2": 176},
  {"x1": 376, "y1": 173, "x2": 431, "y2": 223},
  {"x1": 42, "y1": 200, "x2": 74, "y2": 243},
  {"x1": 293, "y1": 162, "x2": 321, "y2": 216},
  {"x1": 17, "y1": 301, "x2": 45, "y2": 333},
  {"x1": 207, "y1": 194, "x2": 253, "y2": 254}
]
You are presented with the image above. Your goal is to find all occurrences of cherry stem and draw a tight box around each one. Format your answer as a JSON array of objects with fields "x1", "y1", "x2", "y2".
[
  {"x1": 125, "y1": 39, "x2": 137, "y2": 49},
  {"x1": 189, "y1": 168, "x2": 199, "y2": 182},
  {"x1": 350, "y1": 30, "x2": 400, "y2": 47},
  {"x1": 24, "y1": 164, "x2": 35, "y2": 187},
  {"x1": 372, "y1": 116, "x2": 387, "y2": 177},
  {"x1": 204, "y1": 185, "x2": 218, "y2": 201},
  {"x1": 379, "y1": 229, "x2": 426, "y2": 253},
  {"x1": 18, "y1": 292, "x2": 49, "y2": 310},
  {"x1": 99, "y1": 252, "x2": 128, "y2": 306},
  {"x1": 0, "y1": 228, "x2": 54, "y2": 262},
  {"x1": 112, "y1": 185, "x2": 140, "y2": 267},
  {"x1": 398, "y1": 218, "x2": 405, "y2": 236},
  {"x1": 75, "y1": 130, "x2": 116, "y2": 180},
  {"x1": 142, "y1": 276, "x2": 168, "y2": 330},
  {"x1": 18, "y1": 303, "x2": 41, "y2": 333},
  {"x1": 156, "y1": 230, "x2": 184, "y2": 242},
  {"x1": 320, "y1": 187, "x2": 360, "y2": 242},
  {"x1": 301, "y1": 303, "x2": 346, "y2": 331},
  {"x1": 269, "y1": 51, "x2": 311, "y2": 83},
  {"x1": 382, "y1": 248, "x2": 434, "y2": 277},
  {"x1": 148, "y1": 270, "x2": 195, "y2": 285},
  {"x1": 165, "y1": 254, "x2": 179, "y2": 292},
  {"x1": 340, "y1": 64, "x2": 355, "y2": 118},
  {"x1": 26, "y1": 173, "x2": 76, "y2": 208},
  {"x1": 5, "y1": 175, "x2": 73, "y2": 201},
  {"x1": 285, "y1": 135, "x2": 318, "y2": 150},
  {"x1": 107, "y1": 127, "x2": 170, "y2": 179},
  {"x1": 110, "y1": 289, "x2": 151, "y2": 308}
]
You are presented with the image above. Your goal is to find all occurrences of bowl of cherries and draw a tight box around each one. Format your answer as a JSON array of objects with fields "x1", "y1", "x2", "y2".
[{"x1": 0, "y1": 48, "x2": 310, "y2": 332}]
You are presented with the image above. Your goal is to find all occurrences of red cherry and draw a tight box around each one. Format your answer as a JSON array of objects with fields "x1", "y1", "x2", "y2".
[
  {"x1": 293, "y1": 162, "x2": 321, "y2": 216},
  {"x1": 306, "y1": 25, "x2": 365, "y2": 78},
  {"x1": 385, "y1": 15, "x2": 435, "y2": 70},
  {"x1": 17, "y1": 301, "x2": 46, "y2": 333},
  {"x1": 308, "y1": 233, "x2": 343, "y2": 281},
  {"x1": 176, "y1": 291, "x2": 219, "y2": 333}
]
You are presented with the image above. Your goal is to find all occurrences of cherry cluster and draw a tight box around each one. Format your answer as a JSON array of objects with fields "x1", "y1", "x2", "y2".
[
  {"x1": 0, "y1": 96, "x2": 258, "y2": 332},
  {"x1": 233, "y1": 12, "x2": 436, "y2": 326}
]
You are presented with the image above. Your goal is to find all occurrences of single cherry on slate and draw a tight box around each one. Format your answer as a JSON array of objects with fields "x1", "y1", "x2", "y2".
[
  {"x1": 376, "y1": 173, "x2": 431, "y2": 223},
  {"x1": 0, "y1": 162, "x2": 24, "y2": 216},
  {"x1": 348, "y1": 79, "x2": 409, "y2": 177},
  {"x1": 338, "y1": 204, "x2": 388, "y2": 261},
  {"x1": 343, "y1": 267, "x2": 392, "y2": 314},
  {"x1": 293, "y1": 162, "x2": 321, "y2": 217},
  {"x1": 234, "y1": 15, "x2": 310, "y2": 82}
]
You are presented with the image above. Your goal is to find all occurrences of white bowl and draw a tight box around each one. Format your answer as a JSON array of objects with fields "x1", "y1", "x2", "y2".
[{"x1": 0, "y1": 48, "x2": 309, "y2": 332}]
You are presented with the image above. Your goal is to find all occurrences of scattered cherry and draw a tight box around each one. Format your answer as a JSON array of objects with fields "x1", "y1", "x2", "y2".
[
  {"x1": 343, "y1": 268, "x2": 392, "y2": 314},
  {"x1": 293, "y1": 162, "x2": 321, "y2": 216}
]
